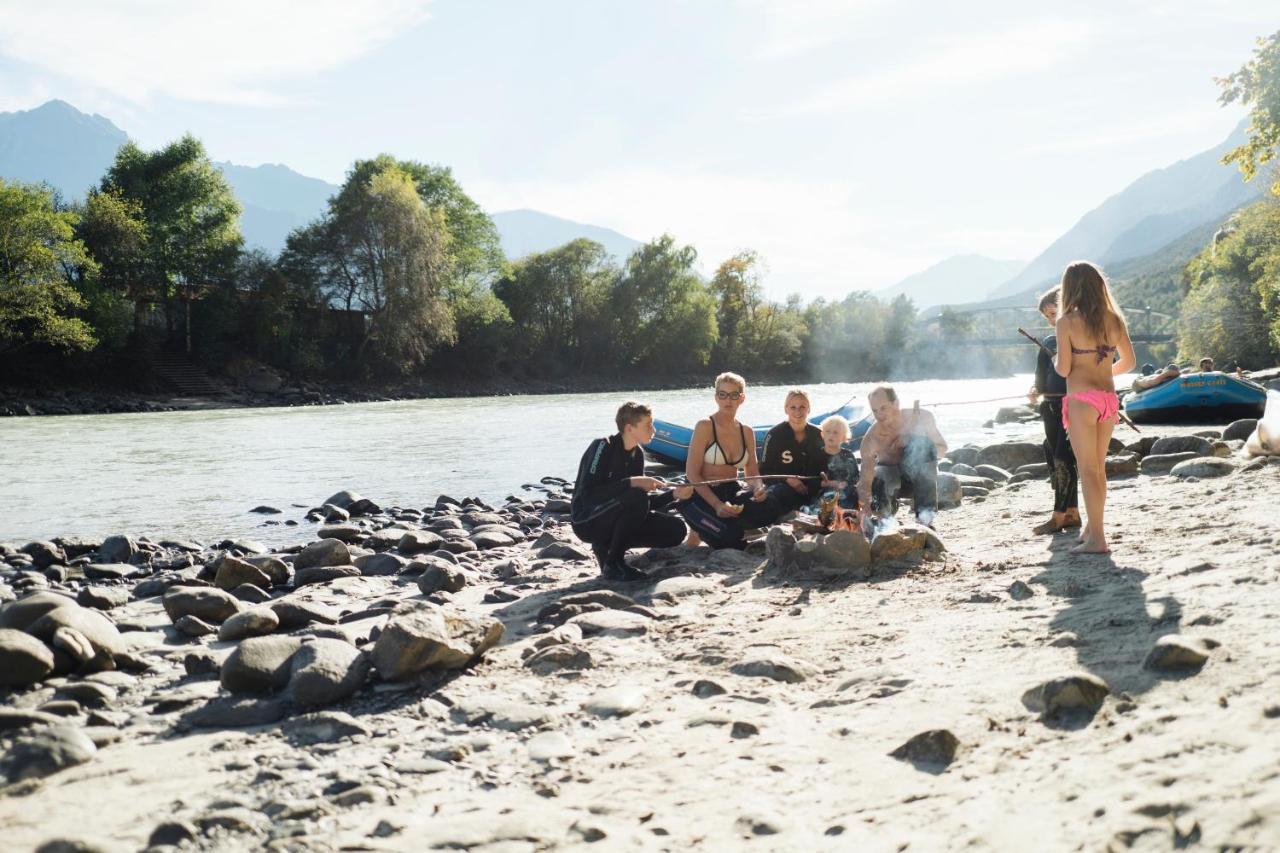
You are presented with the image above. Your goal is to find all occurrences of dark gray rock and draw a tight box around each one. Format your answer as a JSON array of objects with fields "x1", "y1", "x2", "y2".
[
  {"x1": 1140, "y1": 451, "x2": 1201, "y2": 475},
  {"x1": 217, "y1": 608, "x2": 280, "y2": 642},
  {"x1": 355, "y1": 552, "x2": 406, "y2": 577},
  {"x1": 438, "y1": 538, "x2": 478, "y2": 555},
  {"x1": 270, "y1": 600, "x2": 338, "y2": 630},
  {"x1": 1149, "y1": 435, "x2": 1212, "y2": 457},
  {"x1": 242, "y1": 555, "x2": 290, "y2": 585},
  {"x1": 97, "y1": 535, "x2": 136, "y2": 564},
  {"x1": 730, "y1": 654, "x2": 815, "y2": 683},
  {"x1": 185, "y1": 696, "x2": 286, "y2": 728},
  {"x1": 323, "y1": 490, "x2": 362, "y2": 510},
  {"x1": 974, "y1": 464, "x2": 1011, "y2": 482},
  {"x1": 0, "y1": 591, "x2": 76, "y2": 631},
  {"x1": 890, "y1": 729, "x2": 959, "y2": 770},
  {"x1": 281, "y1": 710, "x2": 370, "y2": 745},
  {"x1": 163, "y1": 586, "x2": 240, "y2": 624},
  {"x1": 287, "y1": 639, "x2": 369, "y2": 707},
  {"x1": 976, "y1": 442, "x2": 1043, "y2": 471},
  {"x1": 22, "y1": 541, "x2": 66, "y2": 570},
  {"x1": 148, "y1": 821, "x2": 199, "y2": 847},
  {"x1": 524, "y1": 644, "x2": 594, "y2": 675},
  {"x1": 692, "y1": 679, "x2": 727, "y2": 698},
  {"x1": 317, "y1": 524, "x2": 362, "y2": 543},
  {"x1": 220, "y1": 636, "x2": 304, "y2": 694},
  {"x1": 371, "y1": 601, "x2": 504, "y2": 680},
  {"x1": 230, "y1": 582, "x2": 271, "y2": 604},
  {"x1": 294, "y1": 538, "x2": 351, "y2": 570},
  {"x1": 1223, "y1": 418, "x2": 1259, "y2": 442},
  {"x1": 214, "y1": 555, "x2": 272, "y2": 591},
  {"x1": 175, "y1": 614, "x2": 217, "y2": 637},
  {"x1": 0, "y1": 709, "x2": 64, "y2": 731},
  {"x1": 82, "y1": 563, "x2": 134, "y2": 581},
  {"x1": 249, "y1": 505, "x2": 281, "y2": 515},
  {"x1": 935, "y1": 472, "x2": 962, "y2": 509},
  {"x1": 76, "y1": 587, "x2": 129, "y2": 610},
  {"x1": 0, "y1": 627, "x2": 55, "y2": 686},
  {"x1": 1009, "y1": 581, "x2": 1035, "y2": 601},
  {"x1": 416, "y1": 563, "x2": 468, "y2": 595},
  {"x1": 1171, "y1": 458, "x2": 1236, "y2": 479},
  {"x1": 398, "y1": 530, "x2": 444, "y2": 554},
  {"x1": 294, "y1": 565, "x2": 362, "y2": 587},
  {"x1": 1, "y1": 725, "x2": 96, "y2": 782},
  {"x1": 537, "y1": 541, "x2": 591, "y2": 561}
]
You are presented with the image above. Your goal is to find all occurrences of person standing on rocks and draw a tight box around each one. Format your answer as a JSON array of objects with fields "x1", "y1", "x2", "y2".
[
  {"x1": 677, "y1": 372, "x2": 768, "y2": 549},
  {"x1": 571, "y1": 401, "x2": 694, "y2": 581},
  {"x1": 856, "y1": 385, "x2": 947, "y2": 528},
  {"x1": 1028, "y1": 286, "x2": 1081, "y2": 535},
  {"x1": 1053, "y1": 261, "x2": 1137, "y2": 555}
]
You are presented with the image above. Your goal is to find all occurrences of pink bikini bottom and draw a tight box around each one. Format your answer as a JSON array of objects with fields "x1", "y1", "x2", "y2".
[{"x1": 1062, "y1": 389, "x2": 1120, "y2": 430}]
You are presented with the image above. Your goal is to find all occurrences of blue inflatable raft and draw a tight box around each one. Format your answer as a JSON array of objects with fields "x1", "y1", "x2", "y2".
[
  {"x1": 644, "y1": 402, "x2": 870, "y2": 467},
  {"x1": 1122, "y1": 371, "x2": 1267, "y2": 424}
]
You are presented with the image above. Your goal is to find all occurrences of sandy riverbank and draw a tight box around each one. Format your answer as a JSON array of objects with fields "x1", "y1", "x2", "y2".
[{"x1": 1, "y1": 424, "x2": 1278, "y2": 852}]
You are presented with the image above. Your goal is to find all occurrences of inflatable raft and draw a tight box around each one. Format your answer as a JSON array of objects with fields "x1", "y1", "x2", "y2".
[
  {"x1": 644, "y1": 402, "x2": 870, "y2": 467},
  {"x1": 1121, "y1": 371, "x2": 1268, "y2": 424}
]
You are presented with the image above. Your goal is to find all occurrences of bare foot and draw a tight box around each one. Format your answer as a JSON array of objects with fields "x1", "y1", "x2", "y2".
[
  {"x1": 1061, "y1": 510, "x2": 1082, "y2": 529},
  {"x1": 1032, "y1": 515, "x2": 1062, "y2": 535},
  {"x1": 685, "y1": 530, "x2": 702, "y2": 547},
  {"x1": 1070, "y1": 539, "x2": 1111, "y2": 554}
]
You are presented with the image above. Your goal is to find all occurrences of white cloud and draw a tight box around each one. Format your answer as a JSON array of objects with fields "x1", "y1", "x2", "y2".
[
  {"x1": 0, "y1": 0, "x2": 433, "y2": 106},
  {"x1": 791, "y1": 19, "x2": 1096, "y2": 114},
  {"x1": 744, "y1": 0, "x2": 885, "y2": 60},
  {"x1": 469, "y1": 169, "x2": 929, "y2": 299}
]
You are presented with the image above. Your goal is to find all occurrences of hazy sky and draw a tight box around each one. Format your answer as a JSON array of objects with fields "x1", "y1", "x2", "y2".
[{"x1": 0, "y1": 1, "x2": 1274, "y2": 297}]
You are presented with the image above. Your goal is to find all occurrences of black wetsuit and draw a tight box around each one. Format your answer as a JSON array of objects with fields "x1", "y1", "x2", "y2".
[
  {"x1": 1035, "y1": 333, "x2": 1078, "y2": 514},
  {"x1": 570, "y1": 434, "x2": 686, "y2": 565},
  {"x1": 749, "y1": 422, "x2": 827, "y2": 526},
  {"x1": 821, "y1": 447, "x2": 861, "y2": 510}
]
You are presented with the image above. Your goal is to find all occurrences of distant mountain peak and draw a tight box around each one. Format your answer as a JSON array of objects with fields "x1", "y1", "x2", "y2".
[{"x1": 879, "y1": 254, "x2": 1026, "y2": 311}]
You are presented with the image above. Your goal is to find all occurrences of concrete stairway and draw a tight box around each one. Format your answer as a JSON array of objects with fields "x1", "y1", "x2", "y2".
[{"x1": 152, "y1": 352, "x2": 223, "y2": 396}]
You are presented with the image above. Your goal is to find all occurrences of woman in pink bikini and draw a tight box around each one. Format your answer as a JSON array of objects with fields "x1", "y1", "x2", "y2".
[{"x1": 1054, "y1": 262, "x2": 1136, "y2": 554}]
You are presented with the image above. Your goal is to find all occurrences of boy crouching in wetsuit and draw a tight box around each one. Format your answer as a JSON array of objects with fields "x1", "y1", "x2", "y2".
[
  {"x1": 813, "y1": 414, "x2": 860, "y2": 512},
  {"x1": 571, "y1": 401, "x2": 694, "y2": 581}
]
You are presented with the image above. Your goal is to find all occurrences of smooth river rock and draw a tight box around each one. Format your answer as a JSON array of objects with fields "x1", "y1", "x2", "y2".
[
  {"x1": 220, "y1": 636, "x2": 304, "y2": 695},
  {"x1": 0, "y1": 628, "x2": 56, "y2": 686},
  {"x1": 163, "y1": 586, "x2": 240, "y2": 625},
  {"x1": 371, "y1": 601, "x2": 503, "y2": 681}
]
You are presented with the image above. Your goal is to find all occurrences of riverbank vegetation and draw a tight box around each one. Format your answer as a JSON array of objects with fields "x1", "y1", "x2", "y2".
[{"x1": 2, "y1": 32, "x2": 1278, "y2": 393}]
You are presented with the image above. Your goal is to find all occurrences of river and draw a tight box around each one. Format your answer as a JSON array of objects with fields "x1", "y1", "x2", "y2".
[{"x1": 0, "y1": 376, "x2": 1048, "y2": 545}]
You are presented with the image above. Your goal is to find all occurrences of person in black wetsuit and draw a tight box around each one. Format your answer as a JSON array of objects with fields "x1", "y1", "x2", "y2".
[
  {"x1": 1029, "y1": 286, "x2": 1080, "y2": 535},
  {"x1": 747, "y1": 389, "x2": 827, "y2": 526},
  {"x1": 571, "y1": 401, "x2": 694, "y2": 581}
]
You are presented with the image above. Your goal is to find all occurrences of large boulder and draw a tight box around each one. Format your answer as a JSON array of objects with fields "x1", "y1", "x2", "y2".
[
  {"x1": 97, "y1": 535, "x2": 137, "y2": 564},
  {"x1": 217, "y1": 608, "x2": 280, "y2": 642},
  {"x1": 0, "y1": 591, "x2": 76, "y2": 631},
  {"x1": 355, "y1": 553, "x2": 407, "y2": 577},
  {"x1": 287, "y1": 639, "x2": 370, "y2": 707},
  {"x1": 976, "y1": 442, "x2": 1043, "y2": 471},
  {"x1": 371, "y1": 602, "x2": 503, "y2": 681},
  {"x1": 813, "y1": 529, "x2": 871, "y2": 570},
  {"x1": 20, "y1": 541, "x2": 65, "y2": 570},
  {"x1": 1140, "y1": 451, "x2": 1200, "y2": 476},
  {"x1": 242, "y1": 555, "x2": 291, "y2": 586},
  {"x1": 163, "y1": 586, "x2": 240, "y2": 625},
  {"x1": 398, "y1": 530, "x2": 444, "y2": 555},
  {"x1": 317, "y1": 524, "x2": 362, "y2": 544},
  {"x1": 944, "y1": 446, "x2": 980, "y2": 467},
  {"x1": 1, "y1": 725, "x2": 96, "y2": 782},
  {"x1": 220, "y1": 636, "x2": 304, "y2": 695},
  {"x1": 1148, "y1": 435, "x2": 1212, "y2": 457},
  {"x1": 293, "y1": 538, "x2": 351, "y2": 571},
  {"x1": 0, "y1": 628, "x2": 56, "y2": 686},
  {"x1": 870, "y1": 525, "x2": 946, "y2": 562},
  {"x1": 293, "y1": 565, "x2": 362, "y2": 587},
  {"x1": 26, "y1": 606, "x2": 126, "y2": 662},
  {"x1": 935, "y1": 473, "x2": 962, "y2": 509},
  {"x1": 1222, "y1": 419, "x2": 1258, "y2": 442},
  {"x1": 1171, "y1": 457, "x2": 1236, "y2": 479},
  {"x1": 214, "y1": 556, "x2": 272, "y2": 592},
  {"x1": 974, "y1": 464, "x2": 1011, "y2": 482}
]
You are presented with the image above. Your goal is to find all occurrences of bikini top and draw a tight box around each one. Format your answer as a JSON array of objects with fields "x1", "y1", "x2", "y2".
[
  {"x1": 704, "y1": 419, "x2": 748, "y2": 466},
  {"x1": 1071, "y1": 343, "x2": 1117, "y2": 365}
]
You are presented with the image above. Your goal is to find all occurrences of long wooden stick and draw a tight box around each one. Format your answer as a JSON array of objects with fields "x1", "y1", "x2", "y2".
[{"x1": 1017, "y1": 327, "x2": 1141, "y2": 433}]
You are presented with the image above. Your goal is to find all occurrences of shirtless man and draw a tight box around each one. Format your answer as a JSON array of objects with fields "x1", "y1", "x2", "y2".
[{"x1": 856, "y1": 385, "x2": 947, "y2": 527}]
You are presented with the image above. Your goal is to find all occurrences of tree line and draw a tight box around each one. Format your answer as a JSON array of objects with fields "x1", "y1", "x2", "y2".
[{"x1": 1, "y1": 143, "x2": 1020, "y2": 389}]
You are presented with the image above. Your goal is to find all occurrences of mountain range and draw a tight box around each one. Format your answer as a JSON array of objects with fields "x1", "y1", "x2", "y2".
[
  {"x1": 0, "y1": 100, "x2": 641, "y2": 262},
  {"x1": 877, "y1": 254, "x2": 1026, "y2": 310}
]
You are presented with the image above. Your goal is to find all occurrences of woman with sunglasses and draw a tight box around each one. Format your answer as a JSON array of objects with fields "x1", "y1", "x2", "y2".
[{"x1": 677, "y1": 372, "x2": 767, "y2": 549}]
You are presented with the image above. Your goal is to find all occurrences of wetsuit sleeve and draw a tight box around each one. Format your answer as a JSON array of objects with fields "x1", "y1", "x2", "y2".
[
  {"x1": 801, "y1": 429, "x2": 827, "y2": 497},
  {"x1": 759, "y1": 424, "x2": 785, "y2": 475},
  {"x1": 572, "y1": 438, "x2": 631, "y2": 510},
  {"x1": 1035, "y1": 348, "x2": 1051, "y2": 393}
]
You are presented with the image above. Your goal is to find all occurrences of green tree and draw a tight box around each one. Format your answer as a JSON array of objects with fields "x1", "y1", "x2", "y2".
[
  {"x1": 614, "y1": 235, "x2": 718, "y2": 373},
  {"x1": 99, "y1": 135, "x2": 243, "y2": 341},
  {"x1": 708, "y1": 250, "x2": 763, "y2": 367},
  {"x1": 492, "y1": 238, "x2": 615, "y2": 375},
  {"x1": 74, "y1": 188, "x2": 148, "y2": 348},
  {"x1": 0, "y1": 179, "x2": 96, "y2": 353},
  {"x1": 1179, "y1": 201, "x2": 1280, "y2": 365},
  {"x1": 1218, "y1": 30, "x2": 1280, "y2": 194}
]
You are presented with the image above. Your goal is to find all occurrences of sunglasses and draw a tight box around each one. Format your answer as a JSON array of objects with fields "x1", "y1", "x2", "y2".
[{"x1": 715, "y1": 390, "x2": 743, "y2": 400}]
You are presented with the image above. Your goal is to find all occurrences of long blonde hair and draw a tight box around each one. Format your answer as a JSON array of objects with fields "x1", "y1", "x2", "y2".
[{"x1": 1058, "y1": 261, "x2": 1127, "y2": 343}]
